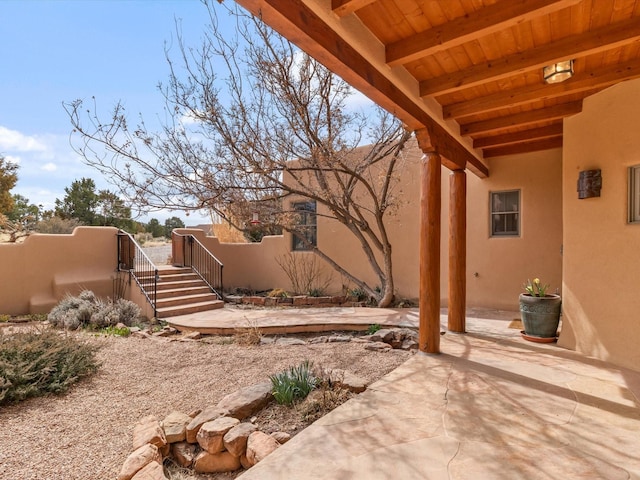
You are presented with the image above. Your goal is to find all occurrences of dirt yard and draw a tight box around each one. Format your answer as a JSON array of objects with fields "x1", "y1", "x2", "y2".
[{"x1": 0, "y1": 327, "x2": 411, "y2": 480}]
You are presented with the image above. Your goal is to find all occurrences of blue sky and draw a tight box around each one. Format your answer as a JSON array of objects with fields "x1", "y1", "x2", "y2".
[{"x1": 0, "y1": 0, "x2": 215, "y2": 224}]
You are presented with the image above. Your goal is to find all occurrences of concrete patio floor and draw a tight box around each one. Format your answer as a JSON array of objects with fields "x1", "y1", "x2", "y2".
[{"x1": 170, "y1": 306, "x2": 640, "y2": 479}]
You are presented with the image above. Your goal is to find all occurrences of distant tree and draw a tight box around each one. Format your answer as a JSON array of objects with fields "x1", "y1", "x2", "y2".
[
  {"x1": 7, "y1": 194, "x2": 40, "y2": 228},
  {"x1": 164, "y1": 216, "x2": 185, "y2": 238},
  {"x1": 0, "y1": 156, "x2": 19, "y2": 215},
  {"x1": 146, "y1": 218, "x2": 165, "y2": 238},
  {"x1": 55, "y1": 178, "x2": 98, "y2": 225},
  {"x1": 96, "y1": 190, "x2": 134, "y2": 231},
  {"x1": 54, "y1": 178, "x2": 135, "y2": 230}
]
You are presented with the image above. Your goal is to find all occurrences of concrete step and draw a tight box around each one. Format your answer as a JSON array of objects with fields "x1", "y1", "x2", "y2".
[
  {"x1": 158, "y1": 272, "x2": 201, "y2": 283},
  {"x1": 153, "y1": 285, "x2": 212, "y2": 299},
  {"x1": 157, "y1": 266, "x2": 192, "y2": 274},
  {"x1": 156, "y1": 292, "x2": 220, "y2": 308},
  {"x1": 156, "y1": 299, "x2": 224, "y2": 318},
  {"x1": 155, "y1": 279, "x2": 207, "y2": 291}
]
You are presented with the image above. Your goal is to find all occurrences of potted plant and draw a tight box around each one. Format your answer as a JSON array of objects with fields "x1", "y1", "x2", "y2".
[{"x1": 519, "y1": 278, "x2": 561, "y2": 342}]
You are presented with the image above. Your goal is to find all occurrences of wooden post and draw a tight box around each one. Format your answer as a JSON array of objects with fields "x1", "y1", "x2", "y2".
[
  {"x1": 449, "y1": 169, "x2": 466, "y2": 333},
  {"x1": 419, "y1": 151, "x2": 441, "y2": 354}
]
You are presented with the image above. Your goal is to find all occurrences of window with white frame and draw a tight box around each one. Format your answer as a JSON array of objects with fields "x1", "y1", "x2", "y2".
[
  {"x1": 490, "y1": 190, "x2": 520, "y2": 237},
  {"x1": 291, "y1": 201, "x2": 317, "y2": 250},
  {"x1": 629, "y1": 165, "x2": 640, "y2": 223}
]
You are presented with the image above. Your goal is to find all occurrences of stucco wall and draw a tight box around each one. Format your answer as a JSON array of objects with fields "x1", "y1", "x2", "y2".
[
  {"x1": 559, "y1": 79, "x2": 640, "y2": 370},
  {"x1": 173, "y1": 228, "x2": 335, "y2": 294},
  {"x1": 181, "y1": 140, "x2": 563, "y2": 310},
  {"x1": 0, "y1": 227, "x2": 119, "y2": 315},
  {"x1": 466, "y1": 150, "x2": 564, "y2": 309}
]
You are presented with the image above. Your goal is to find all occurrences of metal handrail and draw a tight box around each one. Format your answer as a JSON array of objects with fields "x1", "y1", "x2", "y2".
[
  {"x1": 176, "y1": 233, "x2": 224, "y2": 299},
  {"x1": 117, "y1": 230, "x2": 158, "y2": 317}
]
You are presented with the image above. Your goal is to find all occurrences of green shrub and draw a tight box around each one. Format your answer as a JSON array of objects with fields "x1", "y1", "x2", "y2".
[
  {"x1": 0, "y1": 329, "x2": 99, "y2": 405},
  {"x1": 0, "y1": 314, "x2": 10, "y2": 323},
  {"x1": 270, "y1": 360, "x2": 317, "y2": 405},
  {"x1": 367, "y1": 323, "x2": 381, "y2": 335},
  {"x1": 48, "y1": 291, "x2": 141, "y2": 330},
  {"x1": 100, "y1": 325, "x2": 130, "y2": 337}
]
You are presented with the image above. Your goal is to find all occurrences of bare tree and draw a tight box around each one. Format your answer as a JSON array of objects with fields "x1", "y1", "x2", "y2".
[{"x1": 65, "y1": 2, "x2": 411, "y2": 307}]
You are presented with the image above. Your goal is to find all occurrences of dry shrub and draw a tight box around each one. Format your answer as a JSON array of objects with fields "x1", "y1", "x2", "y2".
[
  {"x1": 298, "y1": 365, "x2": 353, "y2": 423},
  {"x1": 275, "y1": 252, "x2": 332, "y2": 295},
  {"x1": 48, "y1": 291, "x2": 141, "y2": 330},
  {"x1": 234, "y1": 318, "x2": 262, "y2": 346}
]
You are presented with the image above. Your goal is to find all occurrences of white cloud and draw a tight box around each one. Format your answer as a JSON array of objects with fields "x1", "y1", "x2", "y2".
[
  {"x1": 41, "y1": 162, "x2": 57, "y2": 172},
  {"x1": 0, "y1": 126, "x2": 48, "y2": 152}
]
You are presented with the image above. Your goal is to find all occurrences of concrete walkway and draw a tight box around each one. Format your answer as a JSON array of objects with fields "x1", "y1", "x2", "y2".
[
  {"x1": 215, "y1": 309, "x2": 640, "y2": 480},
  {"x1": 166, "y1": 304, "x2": 513, "y2": 335}
]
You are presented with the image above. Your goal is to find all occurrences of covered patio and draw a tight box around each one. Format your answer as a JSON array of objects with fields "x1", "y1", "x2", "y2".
[
  {"x1": 233, "y1": 0, "x2": 640, "y2": 365},
  {"x1": 235, "y1": 311, "x2": 640, "y2": 479}
]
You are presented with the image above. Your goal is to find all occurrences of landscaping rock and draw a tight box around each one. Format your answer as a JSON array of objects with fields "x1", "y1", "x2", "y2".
[
  {"x1": 162, "y1": 411, "x2": 192, "y2": 444},
  {"x1": 197, "y1": 416, "x2": 240, "y2": 454},
  {"x1": 270, "y1": 431, "x2": 291, "y2": 444},
  {"x1": 132, "y1": 330, "x2": 151, "y2": 339},
  {"x1": 274, "y1": 337, "x2": 306, "y2": 346},
  {"x1": 245, "y1": 431, "x2": 281, "y2": 467},
  {"x1": 327, "y1": 369, "x2": 367, "y2": 393},
  {"x1": 240, "y1": 454, "x2": 252, "y2": 470},
  {"x1": 308, "y1": 336, "x2": 328, "y2": 344},
  {"x1": 217, "y1": 382, "x2": 273, "y2": 420},
  {"x1": 117, "y1": 444, "x2": 162, "y2": 480},
  {"x1": 223, "y1": 422, "x2": 258, "y2": 457},
  {"x1": 186, "y1": 406, "x2": 226, "y2": 443},
  {"x1": 260, "y1": 336, "x2": 275, "y2": 345},
  {"x1": 130, "y1": 461, "x2": 167, "y2": 480},
  {"x1": 327, "y1": 335, "x2": 352, "y2": 343},
  {"x1": 171, "y1": 442, "x2": 196, "y2": 468},
  {"x1": 401, "y1": 339, "x2": 419, "y2": 351},
  {"x1": 153, "y1": 327, "x2": 177, "y2": 337},
  {"x1": 183, "y1": 331, "x2": 202, "y2": 340},
  {"x1": 364, "y1": 342, "x2": 392, "y2": 352},
  {"x1": 132, "y1": 416, "x2": 167, "y2": 452},
  {"x1": 193, "y1": 451, "x2": 241, "y2": 473}
]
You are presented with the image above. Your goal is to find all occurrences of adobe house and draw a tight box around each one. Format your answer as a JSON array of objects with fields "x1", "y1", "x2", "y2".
[{"x1": 230, "y1": 0, "x2": 640, "y2": 371}]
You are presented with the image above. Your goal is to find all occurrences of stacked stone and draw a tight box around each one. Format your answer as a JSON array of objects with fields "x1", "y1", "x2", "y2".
[{"x1": 117, "y1": 382, "x2": 288, "y2": 480}]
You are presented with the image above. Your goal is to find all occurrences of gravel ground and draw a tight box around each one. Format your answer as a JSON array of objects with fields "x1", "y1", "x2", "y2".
[
  {"x1": 0, "y1": 329, "x2": 411, "y2": 480},
  {"x1": 143, "y1": 244, "x2": 173, "y2": 265}
]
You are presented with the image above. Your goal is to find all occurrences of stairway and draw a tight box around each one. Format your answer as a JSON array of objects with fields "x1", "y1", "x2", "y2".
[{"x1": 152, "y1": 266, "x2": 224, "y2": 318}]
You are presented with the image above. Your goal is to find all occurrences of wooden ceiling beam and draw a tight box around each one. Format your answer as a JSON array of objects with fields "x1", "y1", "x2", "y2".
[
  {"x1": 473, "y1": 124, "x2": 563, "y2": 149},
  {"x1": 482, "y1": 137, "x2": 563, "y2": 158},
  {"x1": 460, "y1": 101, "x2": 582, "y2": 136},
  {"x1": 420, "y1": 17, "x2": 640, "y2": 97},
  {"x1": 331, "y1": 0, "x2": 376, "y2": 17},
  {"x1": 236, "y1": 0, "x2": 488, "y2": 177},
  {"x1": 386, "y1": 0, "x2": 579, "y2": 67},
  {"x1": 444, "y1": 58, "x2": 640, "y2": 120}
]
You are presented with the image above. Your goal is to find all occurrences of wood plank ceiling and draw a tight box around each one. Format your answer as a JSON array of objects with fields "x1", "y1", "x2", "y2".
[{"x1": 236, "y1": 0, "x2": 640, "y2": 173}]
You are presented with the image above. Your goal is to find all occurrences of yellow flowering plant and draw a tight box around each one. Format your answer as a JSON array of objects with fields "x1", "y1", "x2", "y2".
[{"x1": 523, "y1": 278, "x2": 550, "y2": 297}]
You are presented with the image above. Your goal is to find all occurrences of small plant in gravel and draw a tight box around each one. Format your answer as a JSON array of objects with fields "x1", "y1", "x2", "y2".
[
  {"x1": 0, "y1": 327, "x2": 99, "y2": 405},
  {"x1": 99, "y1": 325, "x2": 130, "y2": 337},
  {"x1": 367, "y1": 323, "x2": 382, "y2": 335},
  {"x1": 48, "y1": 291, "x2": 141, "y2": 330},
  {"x1": 0, "y1": 314, "x2": 10, "y2": 323},
  {"x1": 270, "y1": 360, "x2": 317, "y2": 406}
]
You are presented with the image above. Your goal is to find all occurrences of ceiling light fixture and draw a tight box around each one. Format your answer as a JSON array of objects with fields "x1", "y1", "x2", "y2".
[{"x1": 543, "y1": 60, "x2": 574, "y2": 84}]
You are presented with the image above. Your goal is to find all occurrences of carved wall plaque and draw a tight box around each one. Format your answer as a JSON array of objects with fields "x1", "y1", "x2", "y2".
[{"x1": 577, "y1": 169, "x2": 602, "y2": 199}]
